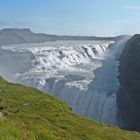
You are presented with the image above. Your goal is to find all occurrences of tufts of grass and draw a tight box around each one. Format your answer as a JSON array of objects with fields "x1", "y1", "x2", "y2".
[{"x1": 0, "y1": 76, "x2": 140, "y2": 140}]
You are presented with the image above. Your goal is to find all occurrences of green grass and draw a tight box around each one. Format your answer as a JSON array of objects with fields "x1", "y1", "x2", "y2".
[{"x1": 0, "y1": 76, "x2": 140, "y2": 140}]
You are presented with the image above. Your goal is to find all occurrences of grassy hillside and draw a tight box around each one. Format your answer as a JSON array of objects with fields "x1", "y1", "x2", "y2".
[{"x1": 0, "y1": 76, "x2": 140, "y2": 140}]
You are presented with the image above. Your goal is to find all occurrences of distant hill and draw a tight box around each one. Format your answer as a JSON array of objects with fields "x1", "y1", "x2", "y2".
[{"x1": 0, "y1": 28, "x2": 115, "y2": 46}]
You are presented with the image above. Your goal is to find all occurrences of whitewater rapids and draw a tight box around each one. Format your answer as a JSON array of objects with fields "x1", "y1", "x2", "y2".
[{"x1": 0, "y1": 39, "x2": 129, "y2": 125}]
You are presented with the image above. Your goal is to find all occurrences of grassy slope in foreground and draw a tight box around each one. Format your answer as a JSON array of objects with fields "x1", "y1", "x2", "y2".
[{"x1": 0, "y1": 77, "x2": 140, "y2": 140}]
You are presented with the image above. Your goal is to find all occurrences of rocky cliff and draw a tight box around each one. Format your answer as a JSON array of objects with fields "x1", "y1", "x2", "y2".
[{"x1": 117, "y1": 34, "x2": 140, "y2": 131}]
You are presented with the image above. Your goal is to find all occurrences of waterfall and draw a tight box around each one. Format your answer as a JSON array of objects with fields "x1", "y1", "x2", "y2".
[{"x1": 0, "y1": 39, "x2": 129, "y2": 125}]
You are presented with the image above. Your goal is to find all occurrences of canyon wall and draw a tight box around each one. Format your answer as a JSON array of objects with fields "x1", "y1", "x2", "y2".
[{"x1": 117, "y1": 35, "x2": 140, "y2": 131}]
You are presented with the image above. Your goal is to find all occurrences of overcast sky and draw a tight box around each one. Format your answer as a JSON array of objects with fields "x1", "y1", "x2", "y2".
[{"x1": 0, "y1": 0, "x2": 140, "y2": 36}]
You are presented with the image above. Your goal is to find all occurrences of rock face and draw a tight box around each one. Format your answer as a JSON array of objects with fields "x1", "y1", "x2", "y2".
[
  {"x1": 0, "y1": 112, "x2": 4, "y2": 120},
  {"x1": 117, "y1": 34, "x2": 140, "y2": 131}
]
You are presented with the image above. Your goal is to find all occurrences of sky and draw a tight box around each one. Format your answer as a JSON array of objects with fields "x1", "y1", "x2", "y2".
[{"x1": 0, "y1": 0, "x2": 140, "y2": 36}]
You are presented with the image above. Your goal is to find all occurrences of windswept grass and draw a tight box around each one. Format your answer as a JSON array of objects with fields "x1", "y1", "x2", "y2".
[{"x1": 0, "y1": 76, "x2": 140, "y2": 140}]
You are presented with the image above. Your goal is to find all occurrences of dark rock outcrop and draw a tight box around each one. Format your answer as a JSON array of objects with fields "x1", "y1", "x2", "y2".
[{"x1": 117, "y1": 34, "x2": 140, "y2": 131}]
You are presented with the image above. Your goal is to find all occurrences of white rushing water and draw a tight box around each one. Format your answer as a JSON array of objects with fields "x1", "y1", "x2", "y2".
[{"x1": 0, "y1": 38, "x2": 128, "y2": 125}]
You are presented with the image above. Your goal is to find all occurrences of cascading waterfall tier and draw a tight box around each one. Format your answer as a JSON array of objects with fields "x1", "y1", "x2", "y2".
[{"x1": 0, "y1": 39, "x2": 128, "y2": 125}]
